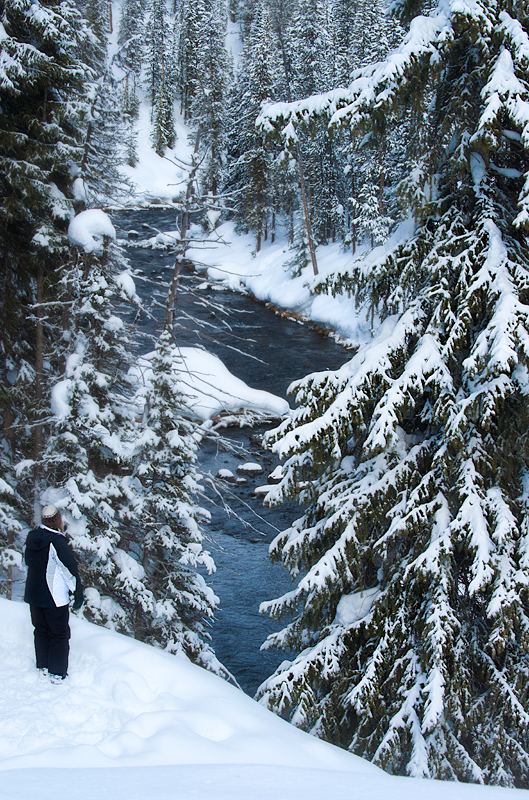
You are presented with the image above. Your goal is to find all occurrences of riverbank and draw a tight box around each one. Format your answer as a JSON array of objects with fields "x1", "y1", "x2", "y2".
[
  {"x1": 188, "y1": 219, "x2": 416, "y2": 350},
  {"x1": 118, "y1": 99, "x2": 413, "y2": 354},
  {"x1": 114, "y1": 208, "x2": 349, "y2": 694},
  {"x1": 128, "y1": 214, "x2": 411, "y2": 351}
]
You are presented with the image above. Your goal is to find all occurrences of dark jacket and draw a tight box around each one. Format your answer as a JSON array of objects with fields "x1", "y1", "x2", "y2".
[{"x1": 24, "y1": 525, "x2": 83, "y2": 608}]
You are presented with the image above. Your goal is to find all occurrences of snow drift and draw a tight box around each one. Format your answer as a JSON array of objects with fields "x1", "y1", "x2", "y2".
[
  {"x1": 0, "y1": 599, "x2": 524, "y2": 800},
  {"x1": 129, "y1": 347, "x2": 289, "y2": 421}
]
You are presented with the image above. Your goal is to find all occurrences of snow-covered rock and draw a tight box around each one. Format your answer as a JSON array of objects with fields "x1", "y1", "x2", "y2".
[
  {"x1": 217, "y1": 469, "x2": 237, "y2": 482},
  {"x1": 236, "y1": 462, "x2": 264, "y2": 474}
]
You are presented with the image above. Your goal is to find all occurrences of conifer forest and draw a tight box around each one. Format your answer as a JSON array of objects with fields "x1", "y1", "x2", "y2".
[{"x1": 2, "y1": 0, "x2": 529, "y2": 788}]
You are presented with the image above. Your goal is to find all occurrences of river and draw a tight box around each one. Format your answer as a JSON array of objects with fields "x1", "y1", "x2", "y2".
[{"x1": 115, "y1": 208, "x2": 349, "y2": 696}]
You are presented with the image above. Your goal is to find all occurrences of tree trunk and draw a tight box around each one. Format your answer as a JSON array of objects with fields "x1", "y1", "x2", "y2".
[
  {"x1": 5, "y1": 524, "x2": 14, "y2": 600},
  {"x1": 61, "y1": 269, "x2": 74, "y2": 374},
  {"x1": 379, "y1": 169, "x2": 385, "y2": 216},
  {"x1": 351, "y1": 171, "x2": 357, "y2": 255},
  {"x1": 256, "y1": 188, "x2": 262, "y2": 252},
  {"x1": 1, "y1": 366, "x2": 16, "y2": 602},
  {"x1": 2, "y1": 364, "x2": 15, "y2": 455},
  {"x1": 378, "y1": 136, "x2": 386, "y2": 215},
  {"x1": 33, "y1": 267, "x2": 44, "y2": 476},
  {"x1": 83, "y1": 252, "x2": 93, "y2": 282},
  {"x1": 296, "y1": 144, "x2": 318, "y2": 276},
  {"x1": 165, "y1": 128, "x2": 202, "y2": 332}
]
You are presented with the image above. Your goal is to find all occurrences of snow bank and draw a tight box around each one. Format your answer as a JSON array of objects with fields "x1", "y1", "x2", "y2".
[
  {"x1": 120, "y1": 105, "x2": 193, "y2": 204},
  {"x1": 130, "y1": 347, "x2": 289, "y2": 421},
  {"x1": 68, "y1": 209, "x2": 116, "y2": 253},
  {"x1": 0, "y1": 598, "x2": 372, "y2": 773},
  {"x1": 0, "y1": 598, "x2": 523, "y2": 800},
  {"x1": 185, "y1": 219, "x2": 414, "y2": 349}
]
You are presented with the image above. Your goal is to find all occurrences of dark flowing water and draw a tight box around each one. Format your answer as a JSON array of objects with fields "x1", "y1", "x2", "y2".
[{"x1": 115, "y1": 208, "x2": 349, "y2": 695}]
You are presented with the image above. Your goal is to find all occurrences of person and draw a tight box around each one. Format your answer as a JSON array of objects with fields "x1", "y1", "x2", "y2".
[{"x1": 24, "y1": 504, "x2": 84, "y2": 684}]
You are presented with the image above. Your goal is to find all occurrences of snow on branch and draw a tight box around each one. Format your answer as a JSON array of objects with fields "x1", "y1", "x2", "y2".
[
  {"x1": 257, "y1": 6, "x2": 450, "y2": 140},
  {"x1": 68, "y1": 209, "x2": 116, "y2": 253}
]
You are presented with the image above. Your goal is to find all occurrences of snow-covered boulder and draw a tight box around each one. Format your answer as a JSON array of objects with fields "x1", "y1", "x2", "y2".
[
  {"x1": 236, "y1": 462, "x2": 264, "y2": 474},
  {"x1": 217, "y1": 469, "x2": 237, "y2": 482}
]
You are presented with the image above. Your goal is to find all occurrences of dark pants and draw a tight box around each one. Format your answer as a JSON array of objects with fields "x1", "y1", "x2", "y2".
[{"x1": 30, "y1": 605, "x2": 70, "y2": 676}]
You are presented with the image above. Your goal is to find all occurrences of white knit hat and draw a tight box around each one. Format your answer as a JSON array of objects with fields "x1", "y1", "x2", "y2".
[
  {"x1": 42, "y1": 505, "x2": 59, "y2": 519},
  {"x1": 41, "y1": 505, "x2": 64, "y2": 532}
]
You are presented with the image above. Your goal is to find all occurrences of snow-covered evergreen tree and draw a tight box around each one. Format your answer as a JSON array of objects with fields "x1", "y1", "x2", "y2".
[
  {"x1": 0, "y1": 452, "x2": 24, "y2": 599},
  {"x1": 289, "y1": 0, "x2": 330, "y2": 99},
  {"x1": 0, "y1": 0, "x2": 91, "y2": 545},
  {"x1": 257, "y1": 0, "x2": 529, "y2": 786},
  {"x1": 128, "y1": 331, "x2": 224, "y2": 670},
  {"x1": 81, "y1": 0, "x2": 111, "y2": 72},
  {"x1": 0, "y1": 0, "x2": 87, "y2": 272},
  {"x1": 39, "y1": 217, "x2": 222, "y2": 671},
  {"x1": 78, "y1": 74, "x2": 133, "y2": 205},
  {"x1": 145, "y1": 0, "x2": 176, "y2": 156},
  {"x1": 117, "y1": 0, "x2": 146, "y2": 118},
  {"x1": 152, "y1": 82, "x2": 177, "y2": 155},
  {"x1": 227, "y1": 0, "x2": 280, "y2": 248},
  {"x1": 177, "y1": 0, "x2": 205, "y2": 120},
  {"x1": 330, "y1": 0, "x2": 392, "y2": 86},
  {"x1": 38, "y1": 221, "x2": 136, "y2": 624},
  {"x1": 191, "y1": 0, "x2": 230, "y2": 198}
]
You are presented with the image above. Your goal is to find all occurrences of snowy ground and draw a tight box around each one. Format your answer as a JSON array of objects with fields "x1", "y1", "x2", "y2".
[
  {"x1": 1, "y1": 598, "x2": 524, "y2": 800},
  {"x1": 120, "y1": 103, "x2": 194, "y2": 205}
]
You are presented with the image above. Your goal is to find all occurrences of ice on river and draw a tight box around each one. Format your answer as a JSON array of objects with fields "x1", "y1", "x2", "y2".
[
  {"x1": 0, "y1": 598, "x2": 523, "y2": 800},
  {"x1": 129, "y1": 347, "x2": 290, "y2": 421}
]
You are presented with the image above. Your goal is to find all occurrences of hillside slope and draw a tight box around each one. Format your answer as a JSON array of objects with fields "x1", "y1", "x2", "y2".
[{"x1": 0, "y1": 599, "x2": 524, "y2": 799}]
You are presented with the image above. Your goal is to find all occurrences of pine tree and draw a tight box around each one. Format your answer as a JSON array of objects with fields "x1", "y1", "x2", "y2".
[
  {"x1": 38, "y1": 213, "x2": 223, "y2": 672},
  {"x1": 226, "y1": 1, "x2": 280, "y2": 248},
  {"x1": 257, "y1": 0, "x2": 529, "y2": 786},
  {"x1": 152, "y1": 82, "x2": 177, "y2": 155},
  {"x1": 79, "y1": 74, "x2": 133, "y2": 205},
  {"x1": 0, "y1": 0, "x2": 87, "y2": 273},
  {"x1": 289, "y1": 0, "x2": 330, "y2": 99},
  {"x1": 177, "y1": 0, "x2": 205, "y2": 120},
  {"x1": 192, "y1": 0, "x2": 230, "y2": 199},
  {"x1": 38, "y1": 223, "x2": 136, "y2": 626},
  {"x1": 118, "y1": 0, "x2": 146, "y2": 79},
  {"x1": 145, "y1": 0, "x2": 176, "y2": 156},
  {"x1": 117, "y1": 0, "x2": 146, "y2": 118},
  {"x1": 0, "y1": 0, "x2": 90, "y2": 547},
  {"x1": 128, "y1": 331, "x2": 224, "y2": 671},
  {"x1": 0, "y1": 454, "x2": 23, "y2": 600},
  {"x1": 81, "y1": 0, "x2": 110, "y2": 72},
  {"x1": 330, "y1": 0, "x2": 394, "y2": 86}
]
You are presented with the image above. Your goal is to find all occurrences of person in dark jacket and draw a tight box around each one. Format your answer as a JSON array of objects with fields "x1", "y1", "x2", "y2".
[{"x1": 24, "y1": 504, "x2": 84, "y2": 684}]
